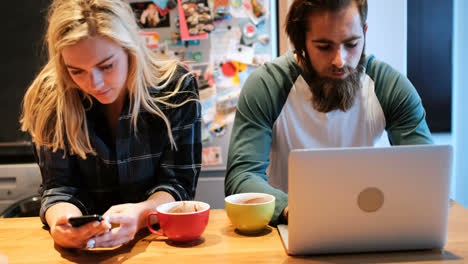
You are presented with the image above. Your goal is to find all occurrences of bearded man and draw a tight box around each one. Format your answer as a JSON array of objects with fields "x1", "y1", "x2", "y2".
[{"x1": 225, "y1": 0, "x2": 433, "y2": 226}]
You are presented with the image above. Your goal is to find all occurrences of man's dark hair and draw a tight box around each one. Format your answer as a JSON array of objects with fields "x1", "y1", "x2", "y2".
[{"x1": 285, "y1": 0, "x2": 368, "y2": 68}]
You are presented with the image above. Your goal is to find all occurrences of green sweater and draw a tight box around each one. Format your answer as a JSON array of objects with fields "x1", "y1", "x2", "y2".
[{"x1": 225, "y1": 51, "x2": 433, "y2": 226}]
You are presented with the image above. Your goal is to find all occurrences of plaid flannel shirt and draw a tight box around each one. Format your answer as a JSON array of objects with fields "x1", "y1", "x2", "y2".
[{"x1": 34, "y1": 66, "x2": 202, "y2": 225}]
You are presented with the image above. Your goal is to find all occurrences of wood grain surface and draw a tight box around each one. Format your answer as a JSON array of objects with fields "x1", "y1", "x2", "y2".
[{"x1": 0, "y1": 201, "x2": 467, "y2": 264}]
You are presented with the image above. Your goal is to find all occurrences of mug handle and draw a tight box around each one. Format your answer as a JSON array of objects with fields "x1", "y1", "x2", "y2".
[{"x1": 147, "y1": 211, "x2": 165, "y2": 236}]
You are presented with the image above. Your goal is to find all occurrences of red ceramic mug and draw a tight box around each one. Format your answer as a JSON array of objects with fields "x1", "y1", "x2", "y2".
[{"x1": 147, "y1": 201, "x2": 210, "y2": 242}]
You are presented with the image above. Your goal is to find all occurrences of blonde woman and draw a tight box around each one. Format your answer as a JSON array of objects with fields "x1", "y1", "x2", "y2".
[{"x1": 20, "y1": 0, "x2": 201, "y2": 249}]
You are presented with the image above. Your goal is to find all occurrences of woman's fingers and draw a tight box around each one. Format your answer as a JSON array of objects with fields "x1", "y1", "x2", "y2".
[
  {"x1": 92, "y1": 225, "x2": 135, "y2": 248},
  {"x1": 70, "y1": 218, "x2": 110, "y2": 238},
  {"x1": 51, "y1": 215, "x2": 111, "y2": 248},
  {"x1": 51, "y1": 223, "x2": 90, "y2": 248}
]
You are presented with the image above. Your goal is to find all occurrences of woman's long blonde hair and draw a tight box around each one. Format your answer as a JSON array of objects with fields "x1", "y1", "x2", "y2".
[{"x1": 21, "y1": 0, "x2": 193, "y2": 159}]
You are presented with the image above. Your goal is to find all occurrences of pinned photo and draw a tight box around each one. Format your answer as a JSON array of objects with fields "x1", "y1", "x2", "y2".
[
  {"x1": 139, "y1": 32, "x2": 160, "y2": 48},
  {"x1": 130, "y1": 1, "x2": 171, "y2": 28},
  {"x1": 202, "y1": 146, "x2": 222, "y2": 166},
  {"x1": 181, "y1": 0, "x2": 214, "y2": 36}
]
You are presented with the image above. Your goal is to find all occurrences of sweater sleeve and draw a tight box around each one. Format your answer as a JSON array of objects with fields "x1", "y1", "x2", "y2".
[
  {"x1": 366, "y1": 56, "x2": 434, "y2": 145},
  {"x1": 225, "y1": 54, "x2": 299, "y2": 226},
  {"x1": 33, "y1": 145, "x2": 88, "y2": 226}
]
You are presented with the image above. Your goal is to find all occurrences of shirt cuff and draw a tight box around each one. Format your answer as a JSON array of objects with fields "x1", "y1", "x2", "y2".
[
  {"x1": 145, "y1": 184, "x2": 184, "y2": 202},
  {"x1": 40, "y1": 187, "x2": 88, "y2": 226}
]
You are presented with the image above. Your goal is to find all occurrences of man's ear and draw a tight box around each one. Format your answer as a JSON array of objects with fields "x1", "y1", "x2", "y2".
[{"x1": 364, "y1": 23, "x2": 368, "y2": 34}]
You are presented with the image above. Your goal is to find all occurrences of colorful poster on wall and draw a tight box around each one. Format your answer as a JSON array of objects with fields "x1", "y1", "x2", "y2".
[
  {"x1": 202, "y1": 146, "x2": 222, "y2": 166},
  {"x1": 178, "y1": 0, "x2": 213, "y2": 40},
  {"x1": 139, "y1": 32, "x2": 160, "y2": 48},
  {"x1": 213, "y1": 0, "x2": 231, "y2": 21}
]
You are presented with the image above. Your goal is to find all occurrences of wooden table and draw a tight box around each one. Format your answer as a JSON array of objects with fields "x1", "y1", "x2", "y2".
[{"x1": 0, "y1": 201, "x2": 468, "y2": 264}]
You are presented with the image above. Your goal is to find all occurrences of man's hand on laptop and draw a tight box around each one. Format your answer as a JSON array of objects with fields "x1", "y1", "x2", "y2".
[{"x1": 280, "y1": 206, "x2": 289, "y2": 224}]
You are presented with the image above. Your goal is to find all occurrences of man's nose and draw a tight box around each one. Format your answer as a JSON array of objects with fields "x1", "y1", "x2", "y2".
[
  {"x1": 332, "y1": 47, "x2": 346, "y2": 68},
  {"x1": 89, "y1": 69, "x2": 104, "y2": 90}
]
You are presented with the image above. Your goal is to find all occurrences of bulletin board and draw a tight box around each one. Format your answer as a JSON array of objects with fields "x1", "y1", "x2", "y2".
[{"x1": 126, "y1": 0, "x2": 274, "y2": 170}]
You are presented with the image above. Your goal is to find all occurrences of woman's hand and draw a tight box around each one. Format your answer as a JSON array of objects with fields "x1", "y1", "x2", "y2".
[
  {"x1": 93, "y1": 203, "x2": 146, "y2": 248},
  {"x1": 92, "y1": 191, "x2": 175, "y2": 248},
  {"x1": 49, "y1": 215, "x2": 111, "y2": 248}
]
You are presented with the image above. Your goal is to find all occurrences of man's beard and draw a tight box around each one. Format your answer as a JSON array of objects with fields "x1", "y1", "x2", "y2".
[{"x1": 302, "y1": 52, "x2": 366, "y2": 113}]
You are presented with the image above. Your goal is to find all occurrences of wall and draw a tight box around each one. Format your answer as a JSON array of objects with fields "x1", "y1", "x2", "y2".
[
  {"x1": 366, "y1": 0, "x2": 407, "y2": 74},
  {"x1": 0, "y1": 0, "x2": 51, "y2": 161},
  {"x1": 278, "y1": 0, "x2": 292, "y2": 55},
  {"x1": 453, "y1": 0, "x2": 468, "y2": 207},
  {"x1": 407, "y1": 0, "x2": 453, "y2": 133}
]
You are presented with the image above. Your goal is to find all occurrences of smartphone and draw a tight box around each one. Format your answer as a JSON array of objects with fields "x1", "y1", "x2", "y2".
[{"x1": 69, "y1": 214, "x2": 103, "y2": 227}]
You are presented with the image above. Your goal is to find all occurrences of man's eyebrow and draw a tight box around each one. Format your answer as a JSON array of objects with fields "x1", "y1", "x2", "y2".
[
  {"x1": 65, "y1": 55, "x2": 114, "y2": 69},
  {"x1": 312, "y1": 36, "x2": 362, "y2": 44}
]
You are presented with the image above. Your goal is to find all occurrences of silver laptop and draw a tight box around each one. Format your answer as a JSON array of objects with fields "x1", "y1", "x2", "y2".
[{"x1": 278, "y1": 144, "x2": 453, "y2": 255}]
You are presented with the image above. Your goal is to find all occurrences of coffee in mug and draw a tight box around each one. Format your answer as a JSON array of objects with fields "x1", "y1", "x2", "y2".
[
  {"x1": 167, "y1": 201, "x2": 204, "y2": 213},
  {"x1": 239, "y1": 197, "x2": 271, "y2": 204}
]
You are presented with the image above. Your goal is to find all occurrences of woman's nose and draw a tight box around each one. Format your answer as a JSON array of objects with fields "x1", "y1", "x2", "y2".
[{"x1": 88, "y1": 69, "x2": 104, "y2": 90}]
